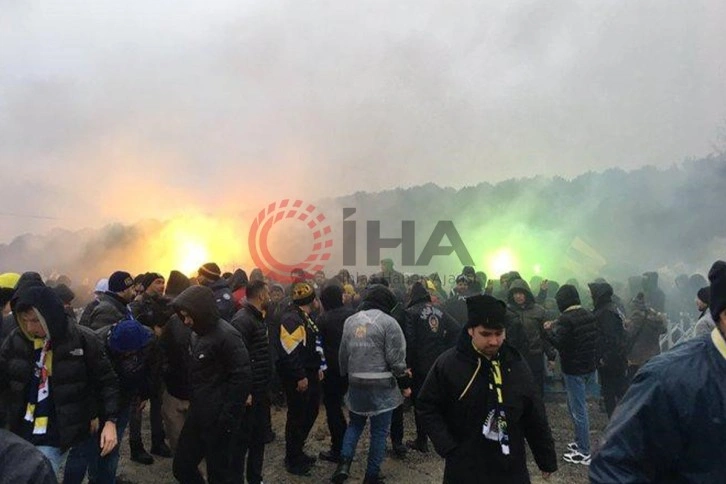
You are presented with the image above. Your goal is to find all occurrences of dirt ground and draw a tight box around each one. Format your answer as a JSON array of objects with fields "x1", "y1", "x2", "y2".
[{"x1": 110, "y1": 394, "x2": 606, "y2": 484}]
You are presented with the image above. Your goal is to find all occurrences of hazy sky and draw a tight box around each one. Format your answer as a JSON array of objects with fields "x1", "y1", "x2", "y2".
[{"x1": 1, "y1": 0, "x2": 725, "y2": 242}]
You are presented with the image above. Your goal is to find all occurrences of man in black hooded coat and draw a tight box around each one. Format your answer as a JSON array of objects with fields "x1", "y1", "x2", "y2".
[
  {"x1": 417, "y1": 294, "x2": 557, "y2": 483},
  {"x1": 404, "y1": 281, "x2": 459, "y2": 452}
]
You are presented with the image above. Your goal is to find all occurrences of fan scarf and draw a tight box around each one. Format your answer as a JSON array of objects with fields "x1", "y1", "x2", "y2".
[
  {"x1": 24, "y1": 338, "x2": 52, "y2": 435},
  {"x1": 482, "y1": 357, "x2": 510, "y2": 455}
]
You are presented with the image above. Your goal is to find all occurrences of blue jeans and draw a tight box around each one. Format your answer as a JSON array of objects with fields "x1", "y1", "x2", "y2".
[
  {"x1": 37, "y1": 446, "x2": 68, "y2": 476},
  {"x1": 340, "y1": 410, "x2": 393, "y2": 478},
  {"x1": 563, "y1": 372, "x2": 595, "y2": 455},
  {"x1": 64, "y1": 406, "x2": 131, "y2": 484}
]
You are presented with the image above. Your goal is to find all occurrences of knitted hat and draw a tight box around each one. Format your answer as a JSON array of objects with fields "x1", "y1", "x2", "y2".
[
  {"x1": 142, "y1": 272, "x2": 164, "y2": 290},
  {"x1": 109, "y1": 318, "x2": 151, "y2": 353},
  {"x1": 708, "y1": 261, "x2": 726, "y2": 321},
  {"x1": 292, "y1": 282, "x2": 316, "y2": 306},
  {"x1": 95, "y1": 278, "x2": 109, "y2": 293},
  {"x1": 198, "y1": 262, "x2": 221, "y2": 281},
  {"x1": 108, "y1": 271, "x2": 134, "y2": 293},
  {"x1": 465, "y1": 294, "x2": 508, "y2": 329}
]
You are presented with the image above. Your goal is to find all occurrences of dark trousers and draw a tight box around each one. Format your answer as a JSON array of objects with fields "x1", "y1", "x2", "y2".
[
  {"x1": 390, "y1": 404, "x2": 404, "y2": 445},
  {"x1": 282, "y1": 369, "x2": 320, "y2": 465},
  {"x1": 599, "y1": 367, "x2": 628, "y2": 418},
  {"x1": 411, "y1": 377, "x2": 427, "y2": 442},
  {"x1": 526, "y1": 352, "x2": 545, "y2": 396},
  {"x1": 232, "y1": 398, "x2": 267, "y2": 484},
  {"x1": 129, "y1": 391, "x2": 166, "y2": 450},
  {"x1": 322, "y1": 375, "x2": 348, "y2": 455},
  {"x1": 173, "y1": 412, "x2": 237, "y2": 484}
]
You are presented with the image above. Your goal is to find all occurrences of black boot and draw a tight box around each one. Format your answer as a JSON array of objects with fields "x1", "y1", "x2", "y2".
[
  {"x1": 150, "y1": 442, "x2": 172, "y2": 458},
  {"x1": 363, "y1": 474, "x2": 386, "y2": 484},
  {"x1": 130, "y1": 443, "x2": 154, "y2": 465},
  {"x1": 331, "y1": 457, "x2": 352, "y2": 483},
  {"x1": 319, "y1": 449, "x2": 341, "y2": 463}
]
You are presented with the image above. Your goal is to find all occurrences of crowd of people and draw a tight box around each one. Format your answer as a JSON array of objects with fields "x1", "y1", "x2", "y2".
[{"x1": 1, "y1": 256, "x2": 725, "y2": 483}]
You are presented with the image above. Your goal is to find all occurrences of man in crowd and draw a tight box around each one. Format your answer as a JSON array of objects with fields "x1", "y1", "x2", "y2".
[
  {"x1": 590, "y1": 260, "x2": 726, "y2": 482},
  {"x1": 84, "y1": 271, "x2": 135, "y2": 330},
  {"x1": 196, "y1": 263, "x2": 236, "y2": 322},
  {"x1": 543, "y1": 285, "x2": 599, "y2": 465},
  {"x1": 625, "y1": 292, "x2": 668, "y2": 381},
  {"x1": 171, "y1": 285, "x2": 252, "y2": 484},
  {"x1": 0, "y1": 284, "x2": 120, "y2": 476},
  {"x1": 404, "y1": 281, "x2": 459, "y2": 452},
  {"x1": 417, "y1": 294, "x2": 557, "y2": 483},
  {"x1": 276, "y1": 282, "x2": 326, "y2": 476},
  {"x1": 317, "y1": 284, "x2": 356, "y2": 463},
  {"x1": 230, "y1": 280, "x2": 272, "y2": 484}
]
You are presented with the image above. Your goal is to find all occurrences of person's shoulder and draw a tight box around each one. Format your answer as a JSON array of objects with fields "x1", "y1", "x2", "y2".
[{"x1": 640, "y1": 336, "x2": 713, "y2": 386}]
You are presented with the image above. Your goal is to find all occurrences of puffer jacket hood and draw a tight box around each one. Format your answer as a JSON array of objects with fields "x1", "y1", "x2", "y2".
[
  {"x1": 320, "y1": 284, "x2": 344, "y2": 311},
  {"x1": 165, "y1": 270, "x2": 191, "y2": 298},
  {"x1": 13, "y1": 285, "x2": 69, "y2": 341},
  {"x1": 171, "y1": 285, "x2": 220, "y2": 334},
  {"x1": 508, "y1": 279, "x2": 535, "y2": 306},
  {"x1": 10, "y1": 272, "x2": 45, "y2": 311},
  {"x1": 359, "y1": 284, "x2": 398, "y2": 315},
  {"x1": 407, "y1": 281, "x2": 431, "y2": 308},
  {"x1": 589, "y1": 282, "x2": 613, "y2": 310},
  {"x1": 556, "y1": 284, "x2": 581, "y2": 313}
]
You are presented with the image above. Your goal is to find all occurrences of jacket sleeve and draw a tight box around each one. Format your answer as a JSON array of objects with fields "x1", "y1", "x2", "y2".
[
  {"x1": 519, "y1": 362, "x2": 557, "y2": 473},
  {"x1": 589, "y1": 365, "x2": 680, "y2": 483},
  {"x1": 230, "y1": 311, "x2": 252, "y2": 350},
  {"x1": 219, "y1": 330, "x2": 251, "y2": 429},
  {"x1": 443, "y1": 313, "x2": 460, "y2": 348},
  {"x1": 338, "y1": 323, "x2": 349, "y2": 377},
  {"x1": 543, "y1": 317, "x2": 569, "y2": 351},
  {"x1": 89, "y1": 304, "x2": 124, "y2": 331},
  {"x1": 404, "y1": 310, "x2": 417, "y2": 371},
  {"x1": 385, "y1": 316, "x2": 408, "y2": 380},
  {"x1": 82, "y1": 327, "x2": 120, "y2": 421},
  {"x1": 416, "y1": 359, "x2": 458, "y2": 458}
]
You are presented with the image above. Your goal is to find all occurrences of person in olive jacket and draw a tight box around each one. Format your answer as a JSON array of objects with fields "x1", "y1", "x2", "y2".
[
  {"x1": 171, "y1": 285, "x2": 252, "y2": 484},
  {"x1": 417, "y1": 294, "x2": 557, "y2": 484}
]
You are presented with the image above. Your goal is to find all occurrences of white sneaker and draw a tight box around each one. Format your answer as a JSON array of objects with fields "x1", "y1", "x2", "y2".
[
  {"x1": 566, "y1": 442, "x2": 578, "y2": 452},
  {"x1": 563, "y1": 450, "x2": 591, "y2": 466}
]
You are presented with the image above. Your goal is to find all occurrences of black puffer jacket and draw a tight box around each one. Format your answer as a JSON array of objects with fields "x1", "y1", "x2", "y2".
[
  {"x1": 544, "y1": 285, "x2": 598, "y2": 375},
  {"x1": 405, "y1": 282, "x2": 459, "y2": 382},
  {"x1": 317, "y1": 285, "x2": 356, "y2": 380},
  {"x1": 0, "y1": 428, "x2": 58, "y2": 484},
  {"x1": 85, "y1": 292, "x2": 132, "y2": 330},
  {"x1": 130, "y1": 293, "x2": 174, "y2": 330},
  {"x1": 230, "y1": 303, "x2": 272, "y2": 396},
  {"x1": 171, "y1": 286, "x2": 251, "y2": 434},
  {"x1": 276, "y1": 303, "x2": 323, "y2": 381},
  {"x1": 205, "y1": 278, "x2": 236, "y2": 322},
  {"x1": 589, "y1": 282, "x2": 627, "y2": 372},
  {"x1": 0, "y1": 286, "x2": 119, "y2": 451},
  {"x1": 158, "y1": 314, "x2": 192, "y2": 401},
  {"x1": 417, "y1": 329, "x2": 557, "y2": 483}
]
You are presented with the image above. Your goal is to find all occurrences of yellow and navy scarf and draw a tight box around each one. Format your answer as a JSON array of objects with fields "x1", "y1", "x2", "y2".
[
  {"x1": 25, "y1": 338, "x2": 52, "y2": 435},
  {"x1": 482, "y1": 356, "x2": 510, "y2": 455}
]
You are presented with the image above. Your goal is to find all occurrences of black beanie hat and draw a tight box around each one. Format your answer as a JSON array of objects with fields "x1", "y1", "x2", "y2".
[
  {"x1": 108, "y1": 271, "x2": 134, "y2": 293},
  {"x1": 198, "y1": 262, "x2": 221, "y2": 281},
  {"x1": 142, "y1": 272, "x2": 164, "y2": 290},
  {"x1": 708, "y1": 261, "x2": 726, "y2": 321},
  {"x1": 465, "y1": 294, "x2": 508, "y2": 329}
]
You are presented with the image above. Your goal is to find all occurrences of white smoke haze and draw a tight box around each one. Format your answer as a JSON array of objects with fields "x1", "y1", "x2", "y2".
[{"x1": 1, "y1": 1, "x2": 726, "y2": 288}]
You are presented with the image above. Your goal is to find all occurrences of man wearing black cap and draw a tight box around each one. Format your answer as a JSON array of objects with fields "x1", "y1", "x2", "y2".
[
  {"x1": 129, "y1": 272, "x2": 173, "y2": 462},
  {"x1": 590, "y1": 260, "x2": 726, "y2": 483},
  {"x1": 416, "y1": 294, "x2": 557, "y2": 483},
  {"x1": 84, "y1": 271, "x2": 135, "y2": 331},
  {"x1": 197, "y1": 262, "x2": 236, "y2": 322},
  {"x1": 276, "y1": 281, "x2": 326, "y2": 476}
]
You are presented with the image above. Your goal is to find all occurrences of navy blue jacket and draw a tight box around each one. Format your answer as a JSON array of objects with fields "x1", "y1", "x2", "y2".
[{"x1": 590, "y1": 328, "x2": 726, "y2": 483}]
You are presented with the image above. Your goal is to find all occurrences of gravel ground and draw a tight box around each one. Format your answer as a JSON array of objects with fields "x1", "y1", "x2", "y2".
[{"x1": 109, "y1": 394, "x2": 606, "y2": 484}]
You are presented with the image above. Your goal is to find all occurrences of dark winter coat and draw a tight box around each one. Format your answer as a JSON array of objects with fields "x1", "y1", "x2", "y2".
[
  {"x1": 417, "y1": 330, "x2": 557, "y2": 483},
  {"x1": 158, "y1": 314, "x2": 192, "y2": 401},
  {"x1": 590, "y1": 329, "x2": 726, "y2": 483},
  {"x1": 96, "y1": 323, "x2": 155, "y2": 408},
  {"x1": 589, "y1": 283, "x2": 628, "y2": 372},
  {"x1": 625, "y1": 296, "x2": 667, "y2": 367},
  {"x1": 506, "y1": 280, "x2": 554, "y2": 359},
  {"x1": 171, "y1": 286, "x2": 252, "y2": 435},
  {"x1": 276, "y1": 304, "x2": 323, "y2": 381},
  {"x1": 130, "y1": 293, "x2": 174, "y2": 329},
  {"x1": 544, "y1": 285, "x2": 598, "y2": 375},
  {"x1": 203, "y1": 278, "x2": 236, "y2": 322},
  {"x1": 317, "y1": 288, "x2": 356, "y2": 380},
  {"x1": 0, "y1": 428, "x2": 58, "y2": 484},
  {"x1": 84, "y1": 292, "x2": 132, "y2": 330},
  {"x1": 230, "y1": 303, "x2": 272, "y2": 396},
  {"x1": 642, "y1": 272, "x2": 666, "y2": 313},
  {"x1": 0, "y1": 286, "x2": 120, "y2": 451},
  {"x1": 443, "y1": 296, "x2": 468, "y2": 327},
  {"x1": 405, "y1": 283, "x2": 459, "y2": 383}
]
